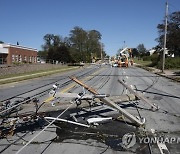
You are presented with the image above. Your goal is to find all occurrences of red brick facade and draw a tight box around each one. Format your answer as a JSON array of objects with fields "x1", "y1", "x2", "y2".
[{"x1": 0, "y1": 44, "x2": 37, "y2": 65}]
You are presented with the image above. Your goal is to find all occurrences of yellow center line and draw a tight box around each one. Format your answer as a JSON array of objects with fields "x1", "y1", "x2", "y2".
[
  {"x1": 44, "y1": 96, "x2": 54, "y2": 103},
  {"x1": 44, "y1": 67, "x2": 105, "y2": 103},
  {"x1": 61, "y1": 83, "x2": 77, "y2": 93}
]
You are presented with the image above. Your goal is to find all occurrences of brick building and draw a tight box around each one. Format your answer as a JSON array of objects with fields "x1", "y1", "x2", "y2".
[{"x1": 0, "y1": 43, "x2": 37, "y2": 65}]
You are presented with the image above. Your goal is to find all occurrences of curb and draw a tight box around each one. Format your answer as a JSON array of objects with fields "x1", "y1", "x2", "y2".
[
  {"x1": 135, "y1": 64, "x2": 180, "y2": 83},
  {"x1": 154, "y1": 72, "x2": 180, "y2": 82}
]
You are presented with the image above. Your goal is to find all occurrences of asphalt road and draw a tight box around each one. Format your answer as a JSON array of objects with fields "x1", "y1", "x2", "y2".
[{"x1": 0, "y1": 64, "x2": 180, "y2": 154}]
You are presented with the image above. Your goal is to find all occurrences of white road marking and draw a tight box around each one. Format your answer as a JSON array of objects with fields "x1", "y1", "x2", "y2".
[{"x1": 157, "y1": 141, "x2": 170, "y2": 154}]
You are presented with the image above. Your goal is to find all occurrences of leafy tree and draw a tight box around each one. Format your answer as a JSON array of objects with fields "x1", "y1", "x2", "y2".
[
  {"x1": 86, "y1": 30, "x2": 102, "y2": 56},
  {"x1": 63, "y1": 37, "x2": 71, "y2": 47},
  {"x1": 132, "y1": 48, "x2": 139, "y2": 57},
  {"x1": 156, "y1": 11, "x2": 180, "y2": 56},
  {"x1": 41, "y1": 27, "x2": 107, "y2": 63},
  {"x1": 57, "y1": 45, "x2": 73, "y2": 63},
  {"x1": 69, "y1": 26, "x2": 87, "y2": 52},
  {"x1": 38, "y1": 50, "x2": 48, "y2": 59},
  {"x1": 69, "y1": 27, "x2": 102, "y2": 62},
  {"x1": 47, "y1": 45, "x2": 73, "y2": 63},
  {"x1": 52, "y1": 35, "x2": 62, "y2": 47},
  {"x1": 136, "y1": 44, "x2": 147, "y2": 57},
  {"x1": 42, "y1": 34, "x2": 54, "y2": 51},
  {"x1": 137, "y1": 44, "x2": 147, "y2": 53},
  {"x1": 42, "y1": 34, "x2": 73, "y2": 63},
  {"x1": 42, "y1": 34, "x2": 64, "y2": 50},
  {"x1": 47, "y1": 48, "x2": 56, "y2": 62}
]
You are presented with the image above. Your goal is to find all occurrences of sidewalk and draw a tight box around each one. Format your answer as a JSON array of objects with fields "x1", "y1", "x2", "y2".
[
  {"x1": 134, "y1": 63, "x2": 180, "y2": 82},
  {"x1": 147, "y1": 67, "x2": 180, "y2": 82}
]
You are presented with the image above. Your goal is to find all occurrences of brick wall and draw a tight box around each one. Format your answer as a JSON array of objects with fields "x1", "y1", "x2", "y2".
[{"x1": 7, "y1": 47, "x2": 37, "y2": 65}]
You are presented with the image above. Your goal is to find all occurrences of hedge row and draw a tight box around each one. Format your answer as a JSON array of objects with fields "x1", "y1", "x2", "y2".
[{"x1": 143, "y1": 55, "x2": 180, "y2": 69}]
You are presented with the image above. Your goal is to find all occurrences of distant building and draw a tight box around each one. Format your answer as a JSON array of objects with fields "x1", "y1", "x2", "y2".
[
  {"x1": 148, "y1": 49, "x2": 156, "y2": 56},
  {"x1": 0, "y1": 43, "x2": 37, "y2": 65},
  {"x1": 37, "y1": 57, "x2": 46, "y2": 64}
]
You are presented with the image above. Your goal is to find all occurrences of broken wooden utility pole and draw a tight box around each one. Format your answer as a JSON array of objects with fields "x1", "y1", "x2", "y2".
[
  {"x1": 70, "y1": 76, "x2": 145, "y2": 126},
  {"x1": 118, "y1": 79, "x2": 159, "y2": 111}
]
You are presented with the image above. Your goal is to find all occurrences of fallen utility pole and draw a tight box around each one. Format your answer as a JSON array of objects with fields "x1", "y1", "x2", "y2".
[
  {"x1": 118, "y1": 79, "x2": 159, "y2": 110},
  {"x1": 109, "y1": 94, "x2": 136, "y2": 103},
  {"x1": 70, "y1": 76, "x2": 145, "y2": 126},
  {"x1": 70, "y1": 76, "x2": 98, "y2": 94}
]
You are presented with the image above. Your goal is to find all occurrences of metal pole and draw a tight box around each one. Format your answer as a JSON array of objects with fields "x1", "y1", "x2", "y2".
[
  {"x1": 162, "y1": 1, "x2": 168, "y2": 73},
  {"x1": 45, "y1": 117, "x2": 90, "y2": 128}
]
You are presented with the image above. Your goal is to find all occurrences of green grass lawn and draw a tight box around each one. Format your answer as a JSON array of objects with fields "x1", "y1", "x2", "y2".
[{"x1": 133, "y1": 58, "x2": 152, "y2": 66}]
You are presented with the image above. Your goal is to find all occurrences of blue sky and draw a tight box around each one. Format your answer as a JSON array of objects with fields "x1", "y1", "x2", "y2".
[{"x1": 0, "y1": 0, "x2": 179, "y2": 56}]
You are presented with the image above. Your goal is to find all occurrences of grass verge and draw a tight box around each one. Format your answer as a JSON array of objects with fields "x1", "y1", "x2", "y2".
[
  {"x1": 133, "y1": 58, "x2": 152, "y2": 66},
  {"x1": 134, "y1": 58, "x2": 180, "y2": 82},
  {"x1": 0, "y1": 66, "x2": 78, "y2": 85}
]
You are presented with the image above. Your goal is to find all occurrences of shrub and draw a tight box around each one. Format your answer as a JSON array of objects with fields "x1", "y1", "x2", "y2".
[
  {"x1": 142, "y1": 56, "x2": 151, "y2": 61},
  {"x1": 149, "y1": 54, "x2": 160, "y2": 67},
  {"x1": 165, "y1": 57, "x2": 180, "y2": 69},
  {"x1": 13, "y1": 62, "x2": 22, "y2": 65},
  {"x1": 157, "y1": 57, "x2": 180, "y2": 69}
]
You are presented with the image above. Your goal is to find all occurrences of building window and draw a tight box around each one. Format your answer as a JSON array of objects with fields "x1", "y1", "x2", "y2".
[
  {"x1": 29, "y1": 56, "x2": 31, "y2": 62},
  {"x1": 15, "y1": 55, "x2": 18, "y2": 62},
  {"x1": 34, "y1": 57, "x2": 37, "y2": 63},
  {"x1": 12, "y1": 55, "x2": 15, "y2": 62},
  {"x1": 24, "y1": 56, "x2": 27, "y2": 62},
  {"x1": 19, "y1": 55, "x2": 22, "y2": 62}
]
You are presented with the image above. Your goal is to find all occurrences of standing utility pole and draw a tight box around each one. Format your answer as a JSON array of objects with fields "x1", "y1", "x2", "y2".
[
  {"x1": 162, "y1": 1, "x2": 168, "y2": 73},
  {"x1": 123, "y1": 41, "x2": 126, "y2": 49},
  {"x1": 101, "y1": 43, "x2": 103, "y2": 63}
]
